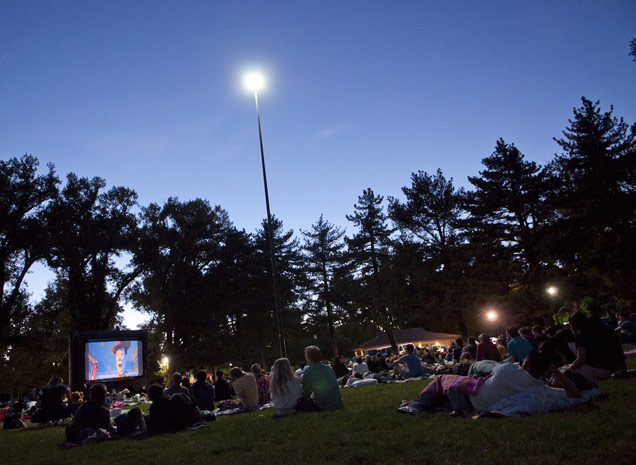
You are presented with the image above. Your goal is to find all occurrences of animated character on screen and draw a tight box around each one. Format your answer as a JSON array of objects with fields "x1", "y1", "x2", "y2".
[
  {"x1": 112, "y1": 340, "x2": 131, "y2": 378},
  {"x1": 88, "y1": 352, "x2": 99, "y2": 380}
]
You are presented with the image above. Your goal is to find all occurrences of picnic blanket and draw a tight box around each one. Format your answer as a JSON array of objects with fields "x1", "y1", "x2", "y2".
[
  {"x1": 487, "y1": 388, "x2": 602, "y2": 416},
  {"x1": 214, "y1": 402, "x2": 274, "y2": 416},
  {"x1": 419, "y1": 374, "x2": 488, "y2": 397},
  {"x1": 345, "y1": 378, "x2": 379, "y2": 388}
]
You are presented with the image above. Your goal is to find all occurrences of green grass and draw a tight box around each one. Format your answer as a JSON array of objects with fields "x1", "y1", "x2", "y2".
[{"x1": 2, "y1": 353, "x2": 636, "y2": 465}]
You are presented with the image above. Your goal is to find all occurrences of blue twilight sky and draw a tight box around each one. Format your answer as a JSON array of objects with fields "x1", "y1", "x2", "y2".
[{"x1": 2, "y1": 1, "x2": 635, "y2": 327}]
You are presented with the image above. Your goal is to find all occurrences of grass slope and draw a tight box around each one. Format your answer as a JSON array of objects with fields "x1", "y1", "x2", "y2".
[{"x1": 2, "y1": 354, "x2": 635, "y2": 465}]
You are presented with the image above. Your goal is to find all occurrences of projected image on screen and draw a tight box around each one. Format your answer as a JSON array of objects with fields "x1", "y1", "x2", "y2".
[{"x1": 85, "y1": 340, "x2": 142, "y2": 381}]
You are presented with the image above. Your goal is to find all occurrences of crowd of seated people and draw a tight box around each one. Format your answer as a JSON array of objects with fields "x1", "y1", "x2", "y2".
[
  {"x1": 398, "y1": 312, "x2": 628, "y2": 416},
  {"x1": 5, "y1": 312, "x2": 630, "y2": 445}
]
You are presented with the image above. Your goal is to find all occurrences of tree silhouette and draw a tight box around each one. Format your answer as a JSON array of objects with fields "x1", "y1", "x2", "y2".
[
  {"x1": 0, "y1": 155, "x2": 59, "y2": 348},
  {"x1": 301, "y1": 215, "x2": 346, "y2": 357}
]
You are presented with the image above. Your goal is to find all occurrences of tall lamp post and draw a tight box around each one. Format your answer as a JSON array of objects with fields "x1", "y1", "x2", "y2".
[{"x1": 244, "y1": 72, "x2": 286, "y2": 358}]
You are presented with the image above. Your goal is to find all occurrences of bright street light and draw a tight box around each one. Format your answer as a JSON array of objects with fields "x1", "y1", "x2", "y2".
[
  {"x1": 547, "y1": 286, "x2": 558, "y2": 297},
  {"x1": 486, "y1": 310, "x2": 498, "y2": 322},
  {"x1": 244, "y1": 70, "x2": 286, "y2": 358},
  {"x1": 244, "y1": 72, "x2": 265, "y2": 92}
]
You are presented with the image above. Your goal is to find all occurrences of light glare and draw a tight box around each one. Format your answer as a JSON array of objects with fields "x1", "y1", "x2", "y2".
[
  {"x1": 244, "y1": 72, "x2": 265, "y2": 92},
  {"x1": 486, "y1": 310, "x2": 498, "y2": 322},
  {"x1": 547, "y1": 286, "x2": 557, "y2": 296}
]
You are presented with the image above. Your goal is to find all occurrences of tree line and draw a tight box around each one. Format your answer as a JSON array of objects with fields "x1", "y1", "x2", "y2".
[{"x1": 1, "y1": 97, "x2": 635, "y2": 395}]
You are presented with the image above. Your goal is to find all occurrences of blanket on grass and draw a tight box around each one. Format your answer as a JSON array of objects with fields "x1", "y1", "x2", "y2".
[
  {"x1": 487, "y1": 388, "x2": 602, "y2": 416},
  {"x1": 214, "y1": 402, "x2": 273, "y2": 416},
  {"x1": 419, "y1": 374, "x2": 488, "y2": 397}
]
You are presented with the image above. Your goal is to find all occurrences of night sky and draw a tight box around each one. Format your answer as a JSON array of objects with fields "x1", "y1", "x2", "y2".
[{"x1": 2, "y1": 1, "x2": 635, "y2": 326}]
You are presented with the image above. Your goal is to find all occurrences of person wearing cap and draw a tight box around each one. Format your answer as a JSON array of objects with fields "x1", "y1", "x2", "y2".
[{"x1": 111, "y1": 341, "x2": 131, "y2": 378}]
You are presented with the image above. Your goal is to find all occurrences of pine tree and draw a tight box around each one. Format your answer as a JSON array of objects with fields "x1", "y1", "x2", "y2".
[
  {"x1": 301, "y1": 215, "x2": 346, "y2": 357},
  {"x1": 346, "y1": 188, "x2": 399, "y2": 353},
  {"x1": 388, "y1": 170, "x2": 469, "y2": 336},
  {"x1": 551, "y1": 97, "x2": 636, "y2": 311}
]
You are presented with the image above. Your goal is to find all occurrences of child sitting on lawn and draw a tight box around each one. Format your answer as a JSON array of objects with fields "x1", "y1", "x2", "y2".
[
  {"x1": 269, "y1": 358, "x2": 302, "y2": 417},
  {"x1": 251, "y1": 363, "x2": 271, "y2": 405},
  {"x1": 65, "y1": 383, "x2": 115, "y2": 444}
]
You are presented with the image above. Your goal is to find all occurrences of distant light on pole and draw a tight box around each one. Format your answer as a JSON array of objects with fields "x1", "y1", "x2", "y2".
[
  {"x1": 244, "y1": 72, "x2": 265, "y2": 92},
  {"x1": 244, "y1": 70, "x2": 286, "y2": 358},
  {"x1": 486, "y1": 310, "x2": 498, "y2": 322},
  {"x1": 547, "y1": 286, "x2": 558, "y2": 297}
]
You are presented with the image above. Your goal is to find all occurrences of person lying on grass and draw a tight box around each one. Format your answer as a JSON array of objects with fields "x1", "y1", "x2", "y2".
[
  {"x1": 65, "y1": 383, "x2": 115, "y2": 444},
  {"x1": 401, "y1": 350, "x2": 580, "y2": 416},
  {"x1": 114, "y1": 406, "x2": 147, "y2": 437},
  {"x1": 298, "y1": 345, "x2": 344, "y2": 412}
]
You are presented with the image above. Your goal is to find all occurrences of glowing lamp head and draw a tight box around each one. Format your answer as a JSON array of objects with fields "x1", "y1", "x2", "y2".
[
  {"x1": 162, "y1": 356, "x2": 169, "y2": 365},
  {"x1": 486, "y1": 310, "x2": 498, "y2": 322},
  {"x1": 547, "y1": 286, "x2": 557, "y2": 296},
  {"x1": 244, "y1": 72, "x2": 265, "y2": 92}
]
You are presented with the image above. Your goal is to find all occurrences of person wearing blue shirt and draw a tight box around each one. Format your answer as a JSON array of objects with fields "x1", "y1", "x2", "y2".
[
  {"x1": 506, "y1": 327, "x2": 533, "y2": 363},
  {"x1": 394, "y1": 344, "x2": 423, "y2": 378}
]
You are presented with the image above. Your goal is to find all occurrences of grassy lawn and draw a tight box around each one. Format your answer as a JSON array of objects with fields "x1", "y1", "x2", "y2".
[{"x1": 2, "y1": 353, "x2": 635, "y2": 465}]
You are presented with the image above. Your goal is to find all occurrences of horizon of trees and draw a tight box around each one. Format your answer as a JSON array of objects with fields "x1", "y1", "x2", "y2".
[{"x1": 1, "y1": 97, "x2": 635, "y2": 397}]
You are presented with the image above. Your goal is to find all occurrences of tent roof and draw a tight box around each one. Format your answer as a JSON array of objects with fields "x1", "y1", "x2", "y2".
[{"x1": 355, "y1": 327, "x2": 460, "y2": 350}]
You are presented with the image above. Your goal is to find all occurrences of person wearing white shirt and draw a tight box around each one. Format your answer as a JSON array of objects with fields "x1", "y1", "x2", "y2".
[{"x1": 352, "y1": 357, "x2": 369, "y2": 375}]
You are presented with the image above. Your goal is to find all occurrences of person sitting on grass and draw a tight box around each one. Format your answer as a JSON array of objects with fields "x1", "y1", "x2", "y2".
[
  {"x1": 214, "y1": 371, "x2": 232, "y2": 402},
  {"x1": 229, "y1": 367, "x2": 259, "y2": 409},
  {"x1": 191, "y1": 370, "x2": 215, "y2": 411},
  {"x1": 462, "y1": 337, "x2": 478, "y2": 360},
  {"x1": 251, "y1": 363, "x2": 271, "y2": 405},
  {"x1": 506, "y1": 327, "x2": 533, "y2": 363},
  {"x1": 475, "y1": 334, "x2": 501, "y2": 362},
  {"x1": 164, "y1": 372, "x2": 190, "y2": 396},
  {"x1": 565, "y1": 312, "x2": 626, "y2": 380},
  {"x1": 65, "y1": 383, "x2": 115, "y2": 444},
  {"x1": 147, "y1": 383, "x2": 200, "y2": 433},
  {"x1": 366, "y1": 355, "x2": 380, "y2": 373},
  {"x1": 393, "y1": 344, "x2": 423, "y2": 379},
  {"x1": 114, "y1": 406, "x2": 147, "y2": 437},
  {"x1": 421, "y1": 348, "x2": 436, "y2": 365},
  {"x1": 496, "y1": 336, "x2": 508, "y2": 358},
  {"x1": 615, "y1": 313, "x2": 636, "y2": 344},
  {"x1": 3, "y1": 399, "x2": 28, "y2": 430},
  {"x1": 375, "y1": 353, "x2": 388, "y2": 372},
  {"x1": 269, "y1": 358, "x2": 302, "y2": 417},
  {"x1": 401, "y1": 350, "x2": 580, "y2": 416},
  {"x1": 352, "y1": 357, "x2": 369, "y2": 376},
  {"x1": 452, "y1": 338, "x2": 464, "y2": 362},
  {"x1": 331, "y1": 356, "x2": 350, "y2": 379},
  {"x1": 298, "y1": 345, "x2": 344, "y2": 412}
]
